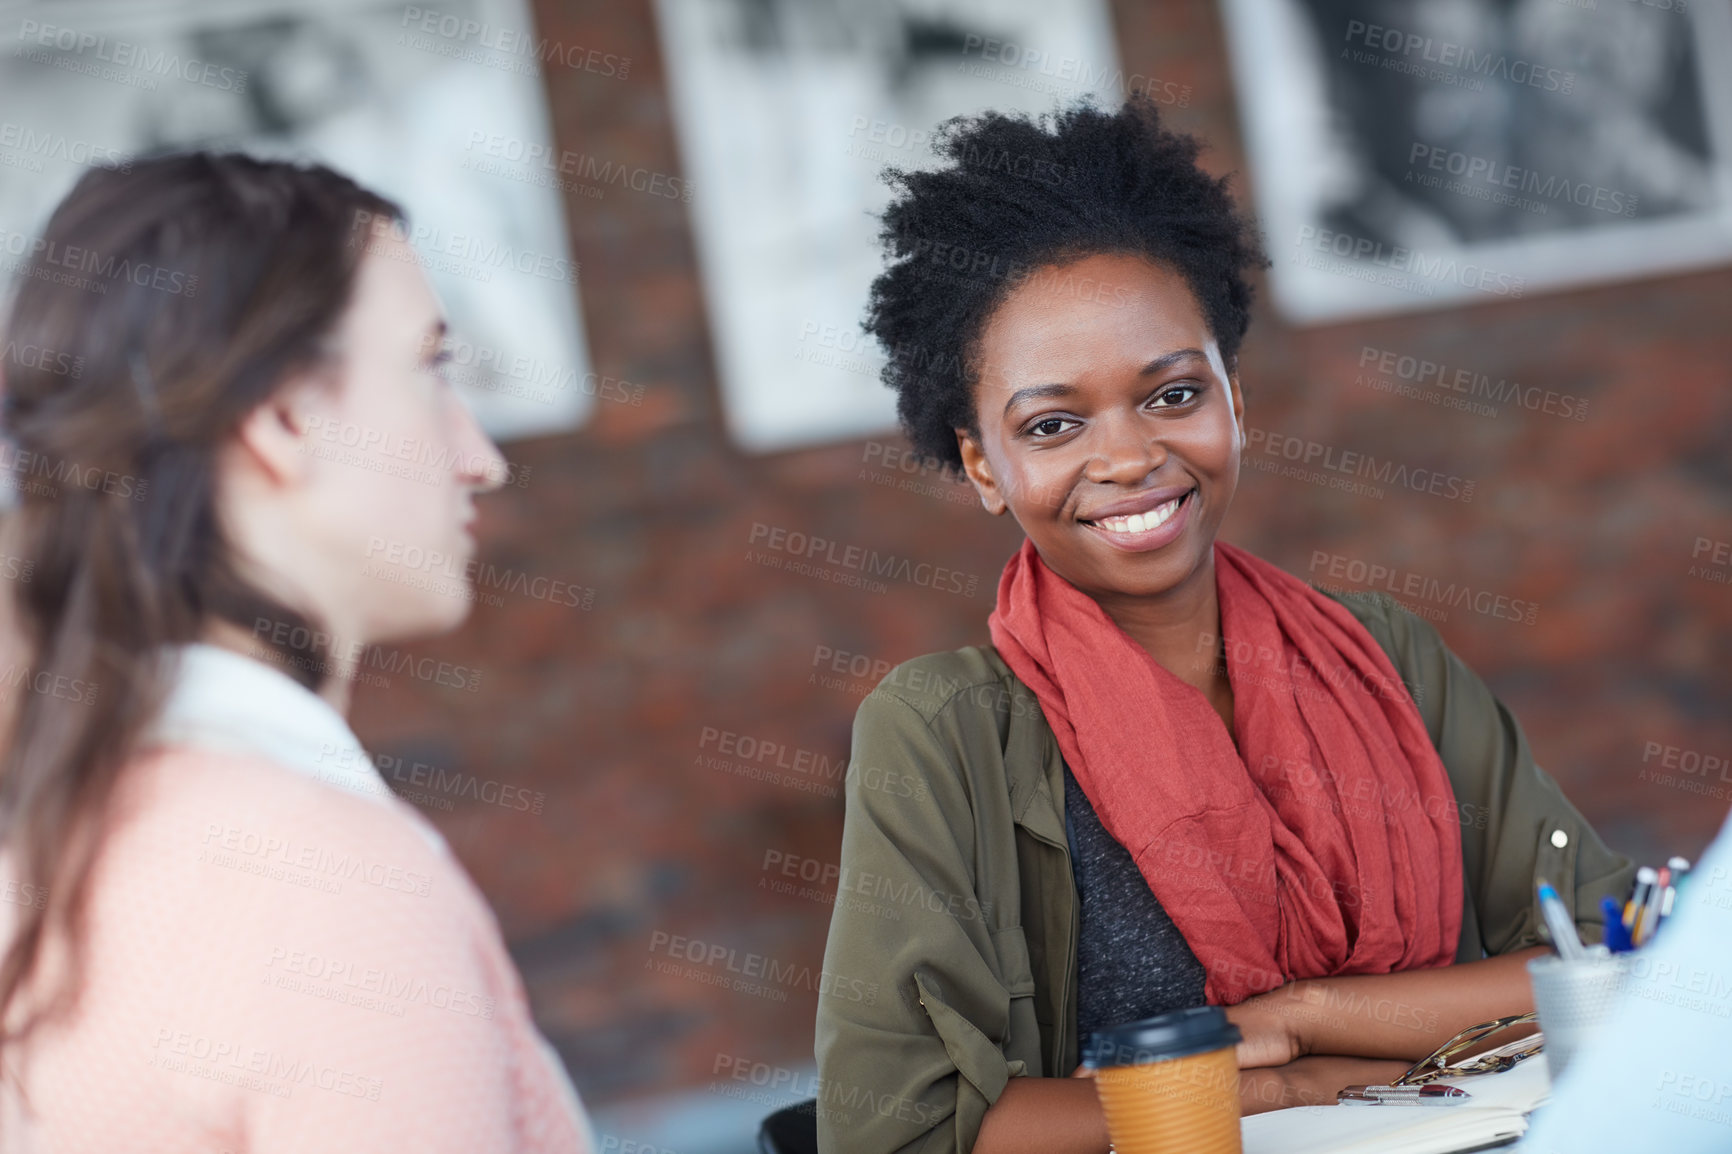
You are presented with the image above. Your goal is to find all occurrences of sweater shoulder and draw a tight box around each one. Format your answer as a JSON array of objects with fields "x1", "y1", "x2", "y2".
[
  {"x1": 96, "y1": 747, "x2": 482, "y2": 953},
  {"x1": 115, "y1": 746, "x2": 450, "y2": 867}
]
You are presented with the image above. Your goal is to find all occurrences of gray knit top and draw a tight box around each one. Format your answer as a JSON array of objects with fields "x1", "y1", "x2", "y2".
[{"x1": 1062, "y1": 765, "x2": 1209, "y2": 1038}]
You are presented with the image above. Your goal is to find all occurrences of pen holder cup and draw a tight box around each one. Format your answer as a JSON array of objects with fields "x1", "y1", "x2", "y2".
[
  {"x1": 1525, "y1": 952, "x2": 1630, "y2": 1082},
  {"x1": 1083, "y1": 1006, "x2": 1243, "y2": 1154}
]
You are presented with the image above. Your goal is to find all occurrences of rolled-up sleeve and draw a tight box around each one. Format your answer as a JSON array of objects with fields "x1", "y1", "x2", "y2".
[{"x1": 816, "y1": 686, "x2": 1023, "y2": 1154}]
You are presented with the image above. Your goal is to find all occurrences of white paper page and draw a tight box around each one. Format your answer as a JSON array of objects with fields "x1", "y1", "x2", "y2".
[
  {"x1": 1242, "y1": 1105, "x2": 1526, "y2": 1154},
  {"x1": 1242, "y1": 1056, "x2": 1551, "y2": 1154},
  {"x1": 1433, "y1": 1053, "x2": 1551, "y2": 1112}
]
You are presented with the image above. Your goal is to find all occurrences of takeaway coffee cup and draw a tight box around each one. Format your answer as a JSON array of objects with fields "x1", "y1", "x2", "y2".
[{"x1": 1082, "y1": 1005, "x2": 1243, "y2": 1154}]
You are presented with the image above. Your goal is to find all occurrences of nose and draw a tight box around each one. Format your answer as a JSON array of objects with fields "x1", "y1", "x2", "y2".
[
  {"x1": 1082, "y1": 409, "x2": 1165, "y2": 486},
  {"x1": 448, "y1": 390, "x2": 509, "y2": 493}
]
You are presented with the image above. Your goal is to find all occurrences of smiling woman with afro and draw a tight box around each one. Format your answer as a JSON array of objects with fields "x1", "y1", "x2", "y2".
[{"x1": 812, "y1": 95, "x2": 1631, "y2": 1154}]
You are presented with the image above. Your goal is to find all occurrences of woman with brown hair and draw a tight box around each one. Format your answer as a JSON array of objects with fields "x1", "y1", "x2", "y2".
[{"x1": 0, "y1": 153, "x2": 591, "y2": 1150}]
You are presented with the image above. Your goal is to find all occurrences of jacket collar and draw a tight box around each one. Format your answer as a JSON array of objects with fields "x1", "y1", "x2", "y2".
[
  {"x1": 981, "y1": 645, "x2": 1069, "y2": 846},
  {"x1": 145, "y1": 642, "x2": 394, "y2": 805}
]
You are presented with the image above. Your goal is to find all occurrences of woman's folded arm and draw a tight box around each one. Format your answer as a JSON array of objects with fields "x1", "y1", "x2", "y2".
[{"x1": 819, "y1": 684, "x2": 1028, "y2": 1154}]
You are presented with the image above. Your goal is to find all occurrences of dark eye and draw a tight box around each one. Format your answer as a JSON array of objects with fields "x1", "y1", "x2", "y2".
[
  {"x1": 1028, "y1": 416, "x2": 1076, "y2": 438},
  {"x1": 1152, "y1": 384, "x2": 1201, "y2": 407},
  {"x1": 428, "y1": 347, "x2": 455, "y2": 381}
]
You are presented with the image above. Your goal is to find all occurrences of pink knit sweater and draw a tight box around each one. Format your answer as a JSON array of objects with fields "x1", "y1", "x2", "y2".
[{"x1": 0, "y1": 672, "x2": 592, "y2": 1151}]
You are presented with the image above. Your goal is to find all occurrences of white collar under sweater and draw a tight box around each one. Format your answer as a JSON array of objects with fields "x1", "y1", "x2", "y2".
[{"x1": 145, "y1": 642, "x2": 448, "y2": 854}]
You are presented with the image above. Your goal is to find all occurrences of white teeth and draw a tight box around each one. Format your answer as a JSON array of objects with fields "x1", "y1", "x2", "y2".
[{"x1": 1095, "y1": 495, "x2": 1183, "y2": 535}]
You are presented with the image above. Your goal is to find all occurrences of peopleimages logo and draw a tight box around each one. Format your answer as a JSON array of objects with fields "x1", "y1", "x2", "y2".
[
  {"x1": 1340, "y1": 19, "x2": 1574, "y2": 93},
  {"x1": 646, "y1": 931, "x2": 879, "y2": 1006},
  {"x1": 148, "y1": 1028, "x2": 381, "y2": 1101},
  {"x1": 0, "y1": 121, "x2": 130, "y2": 170},
  {"x1": 0, "y1": 440, "x2": 148, "y2": 502},
  {"x1": 746, "y1": 522, "x2": 979, "y2": 597},
  {"x1": 1407, "y1": 143, "x2": 1638, "y2": 218},
  {"x1": 463, "y1": 132, "x2": 689, "y2": 203},
  {"x1": 1294, "y1": 226, "x2": 1526, "y2": 299},
  {"x1": 1245, "y1": 427, "x2": 1476, "y2": 503},
  {"x1": 362, "y1": 537, "x2": 594, "y2": 609},
  {"x1": 760, "y1": 849, "x2": 988, "y2": 923},
  {"x1": 958, "y1": 34, "x2": 1192, "y2": 106},
  {"x1": 1357, "y1": 346, "x2": 1589, "y2": 422},
  {"x1": 300, "y1": 414, "x2": 532, "y2": 489},
  {"x1": 398, "y1": 6, "x2": 630, "y2": 78},
  {"x1": 2, "y1": 337, "x2": 83, "y2": 379},
  {"x1": 0, "y1": 224, "x2": 198, "y2": 297},
  {"x1": 435, "y1": 338, "x2": 644, "y2": 406},
  {"x1": 250, "y1": 617, "x2": 484, "y2": 691},
  {"x1": 1308, "y1": 550, "x2": 1539, "y2": 626},
  {"x1": 16, "y1": 20, "x2": 248, "y2": 92},
  {"x1": 1690, "y1": 537, "x2": 1731, "y2": 586},
  {"x1": 351, "y1": 210, "x2": 579, "y2": 285}
]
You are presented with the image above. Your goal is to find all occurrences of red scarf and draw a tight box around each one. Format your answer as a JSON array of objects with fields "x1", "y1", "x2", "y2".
[{"x1": 988, "y1": 539, "x2": 1463, "y2": 1005}]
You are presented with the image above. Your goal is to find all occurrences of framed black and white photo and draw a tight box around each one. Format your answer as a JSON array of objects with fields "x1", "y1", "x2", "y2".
[
  {"x1": 0, "y1": 0, "x2": 594, "y2": 441},
  {"x1": 1220, "y1": 0, "x2": 1732, "y2": 323},
  {"x1": 655, "y1": 0, "x2": 1134, "y2": 453}
]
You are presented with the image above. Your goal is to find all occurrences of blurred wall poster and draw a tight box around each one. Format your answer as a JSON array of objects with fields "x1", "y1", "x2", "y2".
[
  {"x1": 0, "y1": 0, "x2": 594, "y2": 441},
  {"x1": 1220, "y1": 0, "x2": 1732, "y2": 323},
  {"x1": 655, "y1": 0, "x2": 1126, "y2": 453}
]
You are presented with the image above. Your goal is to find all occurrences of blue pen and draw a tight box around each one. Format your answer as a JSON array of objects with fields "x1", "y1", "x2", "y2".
[
  {"x1": 1537, "y1": 880, "x2": 1586, "y2": 960},
  {"x1": 1601, "y1": 896, "x2": 1633, "y2": 952}
]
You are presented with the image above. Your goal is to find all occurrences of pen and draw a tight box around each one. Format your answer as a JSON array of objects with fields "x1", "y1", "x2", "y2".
[
  {"x1": 1601, "y1": 896, "x2": 1632, "y2": 953},
  {"x1": 1662, "y1": 856, "x2": 1691, "y2": 918},
  {"x1": 1626, "y1": 867, "x2": 1657, "y2": 935},
  {"x1": 1637, "y1": 867, "x2": 1670, "y2": 946},
  {"x1": 1537, "y1": 879, "x2": 1585, "y2": 960},
  {"x1": 1339, "y1": 1084, "x2": 1472, "y2": 1106}
]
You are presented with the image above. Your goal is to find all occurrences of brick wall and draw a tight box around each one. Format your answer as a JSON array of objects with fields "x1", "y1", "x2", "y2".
[{"x1": 346, "y1": 0, "x2": 1732, "y2": 1109}]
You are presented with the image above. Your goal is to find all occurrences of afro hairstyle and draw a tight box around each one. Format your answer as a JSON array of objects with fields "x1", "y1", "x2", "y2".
[{"x1": 862, "y1": 96, "x2": 1268, "y2": 472}]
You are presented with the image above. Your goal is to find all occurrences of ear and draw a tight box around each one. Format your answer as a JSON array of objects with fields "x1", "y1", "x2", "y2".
[
  {"x1": 232, "y1": 379, "x2": 326, "y2": 488},
  {"x1": 955, "y1": 428, "x2": 1008, "y2": 516}
]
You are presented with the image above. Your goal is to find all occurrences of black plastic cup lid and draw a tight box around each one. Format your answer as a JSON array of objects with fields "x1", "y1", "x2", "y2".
[{"x1": 1081, "y1": 1005, "x2": 1242, "y2": 1068}]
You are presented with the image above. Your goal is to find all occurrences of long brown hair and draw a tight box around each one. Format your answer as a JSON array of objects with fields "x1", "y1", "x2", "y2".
[{"x1": 0, "y1": 152, "x2": 402, "y2": 1053}]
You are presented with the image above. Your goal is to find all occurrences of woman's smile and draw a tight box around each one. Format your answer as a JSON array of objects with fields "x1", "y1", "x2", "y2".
[{"x1": 1079, "y1": 485, "x2": 1197, "y2": 552}]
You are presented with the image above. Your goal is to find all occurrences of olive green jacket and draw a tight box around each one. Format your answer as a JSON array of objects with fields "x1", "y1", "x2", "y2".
[{"x1": 814, "y1": 590, "x2": 1633, "y2": 1154}]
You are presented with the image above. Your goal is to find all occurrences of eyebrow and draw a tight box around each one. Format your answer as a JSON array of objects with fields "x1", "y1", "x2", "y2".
[
  {"x1": 1000, "y1": 348, "x2": 1210, "y2": 417},
  {"x1": 1001, "y1": 382, "x2": 1076, "y2": 417}
]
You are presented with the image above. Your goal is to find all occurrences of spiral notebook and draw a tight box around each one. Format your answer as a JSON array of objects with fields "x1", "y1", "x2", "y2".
[{"x1": 1240, "y1": 1054, "x2": 1550, "y2": 1154}]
